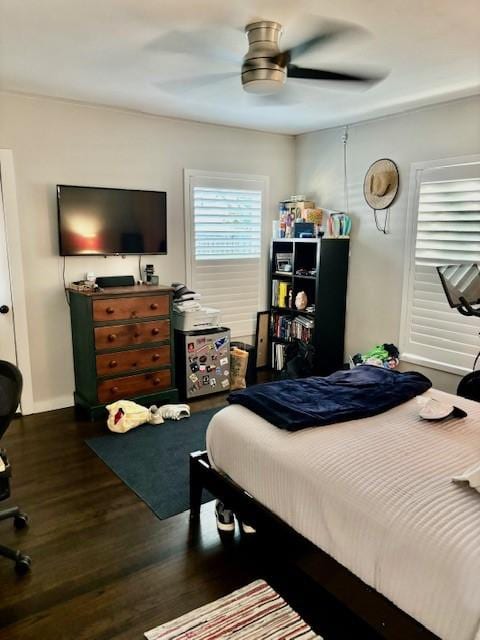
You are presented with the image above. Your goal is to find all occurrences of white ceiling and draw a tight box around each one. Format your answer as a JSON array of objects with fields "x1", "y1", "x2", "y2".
[{"x1": 0, "y1": 0, "x2": 479, "y2": 134}]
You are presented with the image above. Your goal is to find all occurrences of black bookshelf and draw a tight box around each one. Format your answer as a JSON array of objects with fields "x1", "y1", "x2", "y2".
[{"x1": 269, "y1": 238, "x2": 349, "y2": 376}]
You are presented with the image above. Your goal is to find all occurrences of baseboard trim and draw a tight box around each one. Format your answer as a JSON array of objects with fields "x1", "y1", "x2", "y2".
[{"x1": 31, "y1": 395, "x2": 74, "y2": 415}]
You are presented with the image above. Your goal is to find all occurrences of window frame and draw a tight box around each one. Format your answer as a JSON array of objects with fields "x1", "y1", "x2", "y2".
[
  {"x1": 399, "y1": 154, "x2": 480, "y2": 375},
  {"x1": 184, "y1": 169, "x2": 270, "y2": 337}
]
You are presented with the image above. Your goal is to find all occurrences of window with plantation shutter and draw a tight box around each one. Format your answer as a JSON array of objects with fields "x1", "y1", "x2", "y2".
[
  {"x1": 400, "y1": 158, "x2": 480, "y2": 374},
  {"x1": 184, "y1": 170, "x2": 268, "y2": 338}
]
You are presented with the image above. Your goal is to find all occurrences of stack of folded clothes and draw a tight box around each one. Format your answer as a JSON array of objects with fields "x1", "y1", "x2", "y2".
[{"x1": 171, "y1": 283, "x2": 202, "y2": 313}]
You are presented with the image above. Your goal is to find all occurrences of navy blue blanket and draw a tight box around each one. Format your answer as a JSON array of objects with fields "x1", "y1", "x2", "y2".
[{"x1": 228, "y1": 365, "x2": 432, "y2": 431}]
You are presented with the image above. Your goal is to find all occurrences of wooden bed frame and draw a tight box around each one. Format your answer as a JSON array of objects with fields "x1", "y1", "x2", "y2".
[{"x1": 189, "y1": 450, "x2": 439, "y2": 640}]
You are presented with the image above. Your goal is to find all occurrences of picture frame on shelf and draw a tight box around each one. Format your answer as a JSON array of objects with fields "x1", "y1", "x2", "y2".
[
  {"x1": 275, "y1": 253, "x2": 293, "y2": 273},
  {"x1": 255, "y1": 311, "x2": 270, "y2": 369}
]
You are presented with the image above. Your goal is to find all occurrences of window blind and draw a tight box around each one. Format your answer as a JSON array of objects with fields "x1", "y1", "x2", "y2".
[
  {"x1": 193, "y1": 187, "x2": 261, "y2": 260},
  {"x1": 185, "y1": 172, "x2": 267, "y2": 338},
  {"x1": 401, "y1": 162, "x2": 480, "y2": 374}
]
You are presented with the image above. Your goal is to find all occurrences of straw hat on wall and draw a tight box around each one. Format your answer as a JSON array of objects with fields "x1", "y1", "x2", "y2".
[{"x1": 363, "y1": 158, "x2": 399, "y2": 211}]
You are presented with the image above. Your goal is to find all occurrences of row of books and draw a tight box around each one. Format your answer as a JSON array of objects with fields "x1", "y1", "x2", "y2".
[
  {"x1": 271, "y1": 280, "x2": 291, "y2": 308},
  {"x1": 271, "y1": 313, "x2": 314, "y2": 343}
]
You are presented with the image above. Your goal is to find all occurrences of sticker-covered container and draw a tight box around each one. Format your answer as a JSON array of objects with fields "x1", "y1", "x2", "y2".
[{"x1": 174, "y1": 327, "x2": 230, "y2": 399}]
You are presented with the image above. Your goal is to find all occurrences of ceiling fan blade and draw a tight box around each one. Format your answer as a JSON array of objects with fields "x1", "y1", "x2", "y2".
[
  {"x1": 155, "y1": 72, "x2": 238, "y2": 95},
  {"x1": 271, "y1": 21, "x2": 363, "y2": 66},
  {"x1": 146, "y1": 29, "x2": 242, "y2": 66},
  {"x1": 287, "y1": 65, "x2": 383, "y2": 84}
]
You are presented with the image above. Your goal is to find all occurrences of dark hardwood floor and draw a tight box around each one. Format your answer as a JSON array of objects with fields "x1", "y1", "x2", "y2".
[{"x1": 0, "y1": 395, "x2": 380, "y2": 640}]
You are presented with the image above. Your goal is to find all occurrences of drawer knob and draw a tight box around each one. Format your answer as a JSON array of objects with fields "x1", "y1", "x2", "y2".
[
  {"x1": 131, "y1": 362, "x2": 138, "y2": 367},
  {"x1": 151, "y1": 327, "x2": 160, "y2": 336},
  {"x1": 108, "y1": 333, "x2": 117, "y2": 342},
  {"x1": 134, "y1": 331, "x2": 141, "y2": 338},
  {"x1": 106, "y1": 307, "x2": 115, "y2": 314},
  {"x1": 153, "y1": 377, "x2": 161, "y2": 386},
  {"x1": 131, "y1": 310, "x2": 137, "y2": 316},
  {"x1": 150, "y1": 303, "x2": 158, "y2": 310},
  {"x1": 152, "y1": 353, "x2": 160, "y2": 361},
  {"x1": 111, "y1": 386, "x2": 119, "y2": 394},
  {"x1": 109, "y1": 360, "x2": 117, "y2": 368}
]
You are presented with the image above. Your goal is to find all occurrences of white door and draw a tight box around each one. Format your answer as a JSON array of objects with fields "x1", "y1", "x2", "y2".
[{"x1": 0, "y1": 177, "x2": 17, "y2": 364}]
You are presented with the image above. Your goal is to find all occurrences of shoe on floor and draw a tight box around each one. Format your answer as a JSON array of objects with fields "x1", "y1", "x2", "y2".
[
  {"x1": 239, "y1": 520, "x2": 256, "y2": 535},
  {"x1": 148, "y1": 405, "x2": 164, "y2": 425},
  {"x1": 215, "y1": 500, "x2": 235, "y2": 533},
  {"x1": 160, "y1": 404, "x2": 190, "y2": 420}
]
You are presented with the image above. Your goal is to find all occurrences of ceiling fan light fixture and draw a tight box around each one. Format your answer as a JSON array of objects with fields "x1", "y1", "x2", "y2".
[{"x1": 242, "y1": 76, "x2": 285, "y2": 95}]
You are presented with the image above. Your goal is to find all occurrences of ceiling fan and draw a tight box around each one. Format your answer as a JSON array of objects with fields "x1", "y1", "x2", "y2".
[
  {"x1": 241, "y1": 20, "x2": 381, "y2": 95},
  {"x1": 152, "y1": 19, "x2": 385, "y2": 101}
]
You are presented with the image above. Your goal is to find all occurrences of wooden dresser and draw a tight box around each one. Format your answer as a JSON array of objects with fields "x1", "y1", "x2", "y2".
[{"x1": 68, "y1": 284, "x2": 178, "y2": 419}]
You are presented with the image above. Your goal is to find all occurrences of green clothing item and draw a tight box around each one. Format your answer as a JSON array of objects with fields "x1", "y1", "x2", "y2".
[{"x1": 362, "y1": 345, "x2": 389, "y2": 362}]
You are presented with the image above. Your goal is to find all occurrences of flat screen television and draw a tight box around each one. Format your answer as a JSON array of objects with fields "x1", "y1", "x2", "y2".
[{"x1": 57, "y1": 185, "x2": 167, "y2": 256}]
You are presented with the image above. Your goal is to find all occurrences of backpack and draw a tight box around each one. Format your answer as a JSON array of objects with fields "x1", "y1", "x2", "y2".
[{"x1": 282, "y1": 341, "x2": 315, "y2": 379}]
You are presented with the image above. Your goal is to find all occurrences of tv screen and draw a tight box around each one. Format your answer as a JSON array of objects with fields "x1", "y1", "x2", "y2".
[{"x1": 57, "y1": 185, "x2": 167, "y2": 256}]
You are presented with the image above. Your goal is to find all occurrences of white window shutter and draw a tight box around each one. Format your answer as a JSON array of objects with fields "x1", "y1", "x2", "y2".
[
  {"x1": 401, "y1": 161, "x2": 480, "y2": 374},
  {"x1": 185, "y1": 172, "x2": 268, "y2": 338}
]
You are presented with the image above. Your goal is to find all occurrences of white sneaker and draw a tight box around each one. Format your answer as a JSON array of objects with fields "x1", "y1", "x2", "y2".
[
  {"x1": 215, "y1": 501, "x2": 235, "y2": 533},
  {"x1": 160, "y1": 404, "x2": 190, "y2": 420},
  {"x1": 238, "y1": 517, "x2": 256, "y2": 535},
  {"x1": 148, "y1": 405, "x2": 164, "y2": 425}
]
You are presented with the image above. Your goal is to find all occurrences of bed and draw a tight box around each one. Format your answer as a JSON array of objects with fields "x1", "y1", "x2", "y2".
[{"x1": 191, "y1": 388, "x2": 480, "y2": 640}]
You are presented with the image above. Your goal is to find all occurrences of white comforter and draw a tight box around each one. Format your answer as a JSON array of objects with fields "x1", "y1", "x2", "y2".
[{"x1": 206, "y1": 389, "x2": 480, "y2": 640}]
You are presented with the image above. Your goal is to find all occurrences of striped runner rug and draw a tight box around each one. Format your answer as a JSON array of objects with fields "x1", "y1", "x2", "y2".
[{"x1": 145, "y1": 580, "x2": 321, "y2": 640}]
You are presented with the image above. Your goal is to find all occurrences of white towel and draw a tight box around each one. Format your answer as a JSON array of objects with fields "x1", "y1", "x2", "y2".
[
  {"x1": 452, "y1": 461, "x2": 480, "y2": 492},
  {"x1": 173, "y1": 300, "x2": 202, "y2": 313}
]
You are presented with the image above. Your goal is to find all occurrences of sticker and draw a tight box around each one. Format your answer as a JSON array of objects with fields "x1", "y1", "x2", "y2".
[
  {"x1": 197, "y1": 343, "x2": 209, "y2": 354},
  {"x1": 211, "y1": 353, "x2": 217, "y2": 361},
  {"x1": 189, "y1": 373, "x2": 198, "y2": 383},
  {"x1": 190, "y1": 362, "x2": 199, "y2": 373},
  {"x1": 221, "y1": 379, "x2": 229, "y2": 388},
  {"x1": 216, "y1": 367, "x2": 222, "y2": 375},
  {"x1": 215, "y1": 337, "x2": 227, "y2": 350},
  {"x1": 220, "y1": 357, "x2": 228, "y2": 366},
  {"x1": 199, "y1": 365, "x2": 206, "y2": 372},
  {"x1": 224, "y1": 370, "x2": 229, "y2": 377},
  {"x1": 199, "y1": 355, "x2": 207, "y2": 364},
  {"x1": 202, "y1": 375, "x2": 210, "y2": 385},
  {"x1": 188, "y1": 342, "x2": 195, "y2": 353},
  {"x1": 207, "y1": 365, "x2": 216, "y2": 372},
  {"x1": 197, "y1": 337, "x2": 206, "y2": 346},
  {"x1": 210, "y1": 378, "x2": 217, "y2": 387}
]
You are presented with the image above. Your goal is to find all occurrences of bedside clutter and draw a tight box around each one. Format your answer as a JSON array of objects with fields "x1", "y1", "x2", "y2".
[{"x1": 68, "y1": 284, "x2": 178, "y2": 419}]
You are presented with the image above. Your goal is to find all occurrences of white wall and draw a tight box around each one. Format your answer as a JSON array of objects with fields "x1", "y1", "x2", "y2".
[
  {"x1": 0, "y1": 92, "x2": 295, "y2": 412},
  {"x1": 296, "y1": 95, "x2": 480, "y2": 393}
]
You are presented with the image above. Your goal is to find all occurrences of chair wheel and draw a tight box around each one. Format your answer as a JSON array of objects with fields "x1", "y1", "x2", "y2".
[
  {"x1": 15, "y1": 555, "x2": 31, "y2": 575},
  {"x1": 14, "y1": 514, "x2": 29, "y2": 530}
]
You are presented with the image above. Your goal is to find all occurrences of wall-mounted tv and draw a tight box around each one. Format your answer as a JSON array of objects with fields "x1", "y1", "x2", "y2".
[{"x1": 57, "y1": 185, "x2": 167, "y2": 256}]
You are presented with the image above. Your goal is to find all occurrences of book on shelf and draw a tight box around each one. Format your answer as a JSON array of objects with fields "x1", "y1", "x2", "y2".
[
  {"x1": 271, "y1": 312, "x2": 314, "y2": 343},
  {"x1": 271, "y1": 280, "x2": 292, "y2": 308},
  {"x1": 271, "y1": 341, "x2": 286, "y2": 371}
]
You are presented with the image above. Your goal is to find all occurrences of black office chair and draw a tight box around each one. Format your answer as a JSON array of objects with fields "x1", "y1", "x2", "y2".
[{"x1": 0, "y1": 360, "x2": 31, "y2": 574}]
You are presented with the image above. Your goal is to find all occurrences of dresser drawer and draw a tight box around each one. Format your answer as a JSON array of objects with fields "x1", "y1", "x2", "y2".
[
  {"x1": 94, "y1": 319, "x2": 170, "y2": 350},
  {"x1": 97, "y1": 369, "x2": 172, "y2": 403},
  {"x1": 96, "y1": 345, "x2": 170, "y2": 376},
  {"x1": 93, "y1": 295, "x2": 169, "y2": 322}
]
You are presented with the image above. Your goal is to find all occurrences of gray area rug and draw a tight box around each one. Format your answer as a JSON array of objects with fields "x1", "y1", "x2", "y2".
[{"x1": 86, "y1": 407, "x2": 221, "y2": 519}]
